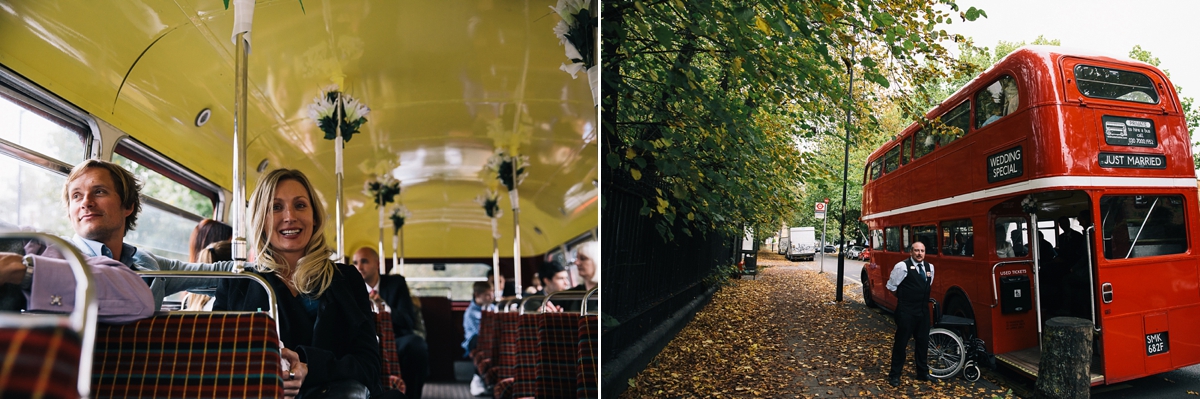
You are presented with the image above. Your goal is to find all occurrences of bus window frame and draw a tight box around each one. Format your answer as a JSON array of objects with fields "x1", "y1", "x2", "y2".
[
  {"x1": 900, "y1": 137, "x2": 911, "y2": 166},
  {"x1": 974, "y1": 75, "x2": 1019, "y2": 129},
  {"x1": 884, "y1": 226, "x2": 900, "y2": 252},
  {"x1": 913, "y1": 128, "x2": 934, "y2": 160},
  {"x1": 114, "y1": 137, "x2": 223, "y2": 220},
  {"x1": 883, "y1": 146, "x2": 900, "y2": 174},
  {"x1": 911, "y1": 224, "x2": 938, "y2": 255},
  {"x1": 938, "y1": 101, "x2": 971, "y2": 146},
  {"x1": 1072, "y1": 63, "x2": 1160, "y2": 105},
  {"x1": 941, "y1": 219, "x2": 974, "y2": 257}
]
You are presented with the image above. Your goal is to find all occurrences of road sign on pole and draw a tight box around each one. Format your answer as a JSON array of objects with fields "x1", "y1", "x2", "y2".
[{"x1": 815, "y1": 202, "x2": 826, "y2": 219}]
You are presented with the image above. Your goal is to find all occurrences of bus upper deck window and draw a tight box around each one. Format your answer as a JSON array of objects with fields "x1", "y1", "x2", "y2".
[
  {"x1": 1074, "y1": 65, "x2": 1159, "y2": 104},
  {"x1": 976, "y1": 76, "x2": 1018, "y2": 128},
  {"x1": 884, "y1": 146, "x2": 900, "y2": 173},
  {"x1": 939, "y1": 101, "x2": 971, "y2": 145},
  {"x1": 913, "y1": 129, "x2": 934, "y2": 159}
]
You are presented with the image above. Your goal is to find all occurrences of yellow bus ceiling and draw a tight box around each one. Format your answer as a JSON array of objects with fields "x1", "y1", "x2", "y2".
[{"x1": 0, "y1": 0, "x2": 597, "y2": 258}]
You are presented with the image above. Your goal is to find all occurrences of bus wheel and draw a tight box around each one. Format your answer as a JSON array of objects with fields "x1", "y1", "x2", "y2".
[{"x1": 862, "y1": 271, "x2": 876, "y2": 308}]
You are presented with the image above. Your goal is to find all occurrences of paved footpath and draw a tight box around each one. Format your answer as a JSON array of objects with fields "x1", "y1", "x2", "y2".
[{"x1": 621, "y1": 254, "x2": 1016, "y2": 398}]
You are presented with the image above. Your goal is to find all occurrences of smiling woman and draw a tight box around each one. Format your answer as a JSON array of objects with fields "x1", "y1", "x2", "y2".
[{"x1": 0, "y1": 0, "x2": 597, "y2": 397}]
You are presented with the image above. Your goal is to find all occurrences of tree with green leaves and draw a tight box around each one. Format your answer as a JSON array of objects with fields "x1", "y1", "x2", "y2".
[
  {"x1": 603, "y1": 0, "x2": 985, "y2": 242},
  {"x1": 1127, "y1": 45, "x2": 1200, "y2": 169}
]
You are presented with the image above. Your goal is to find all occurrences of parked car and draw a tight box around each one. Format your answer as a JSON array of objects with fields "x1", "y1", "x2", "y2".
[
  {"x1": 846, "y1": 246, "x2": 864, "y2": 259},
  {"x1": 859, "y1": 248, "x2": 871, "y2": 261},
  {"x1": 823, "y1": 245, "x2": 836, "y2": 253}
]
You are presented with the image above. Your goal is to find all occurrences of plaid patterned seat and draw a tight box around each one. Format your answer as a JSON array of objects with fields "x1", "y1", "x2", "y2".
[
  {"x1": 91, "y1": 312, "x2": 283, "y2": 399},
  {"x1": 374, "y1": 310, "x2": 406, "y2": 393},
  {"x1": 577, "y1": 315, "x2": 598, "y2": 399},
  {"x1": 0, "y1": 326, "x2": 83, "y2": 399},
  {"x1": 511, "y1": 314, "x2": 540, "y2": 399},
  {"x1": 535, "y1": 312, "x2": 581, "y2": 398},
  {"x1": 491, "y1": 312, "x2": 520, "y2": 399},
  {"x1": 473, "y1": 310, "x2": 497, "y2": 382}
]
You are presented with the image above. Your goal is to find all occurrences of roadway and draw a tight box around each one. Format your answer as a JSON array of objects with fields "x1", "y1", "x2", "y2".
[{"x1": 769, "y1": 251, "x2": 1200, "y2": 398}]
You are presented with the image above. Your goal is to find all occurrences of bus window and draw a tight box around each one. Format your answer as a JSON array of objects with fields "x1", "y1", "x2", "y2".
[
  {"x1": 913, "y1": 129, "x2": 934, "y2": 159},
  {"x1": 994, "y1": 217, "x2": 1029, "y2": 258},
  {"x1": 1075, "y1": 65, "x2": 1159, "y2": 104},
  {"x1": 870, "y1": 159, "x2": 882, "y2": 181},
  {"x1": 901, "y1": 226, "x2": 911, "y2": 252},
  {"x1": 0, "y1": 92, "x2": 86, "y2": 237},
  {"x1": 883, "y1": 146, "x2": 900, "y2": 173},
  {"x1": 885, "y1": 226, "x2": 900, "y2": 252},
  {"x1": 912, "y1": 225, "x2": 937, "y2": 255},
  {"x1": 938, "y1": 101, "x2": 971, "y2": 145},
  {"x1": 976, "y1": 76, "x2": 1018, "y2": 128},
  {"x1": 406, "y1": 263, "x2": 491, "y2": 300},
  {"x1": 871, "y1": 229, "x2": 883, "y2": 250},
  {"x1": 1100, "y1": 195, "x2": 1187, "y2": 259},
  {"x1": 113, "y1": 140, "x2": 217, "y2": 261},
  {"x1": 942, "y1": 219, "x2": 973, "y2": 257},
  {"x1": 900, "y1": 137, "x2": 911, "y2": 165}
]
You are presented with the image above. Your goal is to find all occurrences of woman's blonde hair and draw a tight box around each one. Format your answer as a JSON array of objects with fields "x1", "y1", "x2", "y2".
[{"x1": 247, "y1": 169, "x2": 336, "y2": 297}]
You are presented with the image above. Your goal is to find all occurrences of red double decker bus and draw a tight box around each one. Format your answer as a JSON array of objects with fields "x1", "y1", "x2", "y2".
[{"x1": 859, "y1": 46, "x2": 1199, "y2": 385}]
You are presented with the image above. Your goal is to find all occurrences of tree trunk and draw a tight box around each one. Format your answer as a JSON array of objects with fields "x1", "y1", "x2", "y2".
[{"x1": 1036, "y1": 317, "x2": 1092, "y2": 399}]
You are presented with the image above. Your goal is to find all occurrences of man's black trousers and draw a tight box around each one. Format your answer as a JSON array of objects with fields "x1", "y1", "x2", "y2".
[{"x1": 888, "y1": 305, "x2": 929, "y2": 379}]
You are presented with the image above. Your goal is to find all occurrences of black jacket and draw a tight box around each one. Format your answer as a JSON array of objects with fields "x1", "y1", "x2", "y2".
[
  {"x1": 896, "y1": 258, "x2": 932, "y2": 313},
  {"x1": 377, "y1": 274, "x2": 419, "y2": 337},
  {"x1": 214, "y1": 263, "x2": 382, "y2": 395}
]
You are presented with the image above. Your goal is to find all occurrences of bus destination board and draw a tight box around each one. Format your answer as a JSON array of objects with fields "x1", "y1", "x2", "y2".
[
  {"x1": 1098, "y1": 152, "x2": 1166, "y2": 169},
  {"x1": 1103, "y1": 115, "x2": 1157, "y2": 147},
  {"x1": 986, "y1": 146, "x2": 1023, "y2": 183}
]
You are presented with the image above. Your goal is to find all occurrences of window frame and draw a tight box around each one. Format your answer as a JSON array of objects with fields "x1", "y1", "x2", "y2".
[
  {"x1": 1074, "y1": 64, "x2": 1160, "y2": 105},
  {"x1": 974, "y1": 75, "x2": 1019, "y2": 129},
  {"x1": 114, "y1": 138, "x2": 223, "y2": 220}
]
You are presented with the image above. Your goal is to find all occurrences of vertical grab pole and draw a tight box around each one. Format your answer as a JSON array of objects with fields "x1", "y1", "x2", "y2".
[
  {"x1": 231, "y1": 31, "x2": 249, "y2": 273},
  {"x1": 1030, "y1": 213, "x2": 1043, "y2": 350},
  {"x1": 1086, "y1": 225, "x2": 1098, "y2": 331}
]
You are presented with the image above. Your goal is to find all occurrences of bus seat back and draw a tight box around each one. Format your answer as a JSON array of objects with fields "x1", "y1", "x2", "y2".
[
  {"x1": 0, "y1": 326, "x2": 82, "y2": 399},
  {"x1": 91, "y1": 312, "x2": 282, "y2": 398},
  {"x1": 578, "y1": 315, "x2": 599, "y2": 399},
  {"x1": 536, "y1": 312, "x2": 582, "y2": 398}
]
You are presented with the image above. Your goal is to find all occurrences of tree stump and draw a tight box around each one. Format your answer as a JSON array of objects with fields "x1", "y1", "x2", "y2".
[{"x1": 1036, "y1": 317, "x2": 1092, "y2": 399}]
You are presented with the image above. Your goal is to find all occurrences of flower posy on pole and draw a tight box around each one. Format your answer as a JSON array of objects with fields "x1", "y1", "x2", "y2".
[
  {"x1": 308, "y1": 84, "x2": 369, "y2": 260},
  {"x1": 487, "y1": 149, "x2": 528, "y2": 297},
  {"x1": 476, "y1": 189, "x2": 504, "y2": 299},
  {"x1": 389, "y1": 205, "x2": 411, "y2": 275},
  {"x1": 364, "y1": 173, "x2": 400, "y2": 276},
  {"x1": 551, "y1": 0, "x2": 597, "y2": 105}
]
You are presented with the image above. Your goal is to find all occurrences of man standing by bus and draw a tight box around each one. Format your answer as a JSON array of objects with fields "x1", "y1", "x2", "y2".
[{"x1": 886, "y1": 241, "x2": 934, "y2": 386}]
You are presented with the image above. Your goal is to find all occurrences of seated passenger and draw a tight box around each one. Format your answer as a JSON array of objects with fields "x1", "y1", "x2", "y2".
[
  {"x1": 995, "y1": 226, "x2": 1015, "y2": 258},
  {"x1": 523, "y1": 272, "x2": 542, "y2": 294},
  {"x1": 353, "y1": 246, "x2": 428, "y2": 399},
  {"x1": 213, "y1": 169, "x2": 385, "y2": 399},
  {"x1": 0, "y1": 236, "x2": 155, "y2": 323},
  {"x1": 462, "y1": 281, "x2": 494, "y2": 396},
  {"x1": 537, "y1": 260, "x2": 574, "y2": 312},
  {"x1": 572, "y1": 240, "x2": 598, "y2": 291},
  {"x1": 0, "y1": 159, "x2": 234, "y2": 321},
  {"x1": 182, "y1": 219, "x2": 233, "y2": 311}
]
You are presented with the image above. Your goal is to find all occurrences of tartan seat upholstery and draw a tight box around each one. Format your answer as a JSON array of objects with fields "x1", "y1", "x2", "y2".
[
  {"x1": 374, "y1": 310, "x2": 406, "y2": 393},
  {"x1": 472, "y1": 310, "x2": 497, "y2": 382},
  {"x1": 91, "y1": 312, "x2": 283, "y2": 399},
  {"x1": 491, "y1": 312, "x2": 519, "y2": 399},
  {"x1": 0, "y1": 326, "x2": 83, "y2": 399},
  {"x1": 511, "y1": 314, "x2": 540, "y2": 398},
  {"x1": 577, "y1": 315, "x2": 599, "y2": 399},
  {"x1": 536, "y1": 312, "x2": 582, "y2": 398}
]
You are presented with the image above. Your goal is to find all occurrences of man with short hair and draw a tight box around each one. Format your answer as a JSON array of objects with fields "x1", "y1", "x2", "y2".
[
  {"x1": 1, "y1": 159, "x2": 232, "y2": 320},
  {"x1": 353, "y1": 246, "x2": 429, "y2": 399},
  {"x1": 886, "y1": 241, "x2": 934, "y2": 386}
]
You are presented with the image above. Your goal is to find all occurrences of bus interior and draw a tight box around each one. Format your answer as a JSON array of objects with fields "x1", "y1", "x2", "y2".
[{"x1": 0, "y1": 1, "x2": 598, "y2": 398}]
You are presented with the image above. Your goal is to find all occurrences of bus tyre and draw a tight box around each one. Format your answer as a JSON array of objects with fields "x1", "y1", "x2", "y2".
[{"x1": 861, "y1": 272, "x2": 876, "y2": 308}]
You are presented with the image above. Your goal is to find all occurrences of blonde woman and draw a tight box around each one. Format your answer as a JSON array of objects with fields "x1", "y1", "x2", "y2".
[
  {"x1": 213, "y1": 169, "x2": 382, "y2": 399},
  {"x1": 573, "y1": 240, "x2": 599, "y2": 291}
]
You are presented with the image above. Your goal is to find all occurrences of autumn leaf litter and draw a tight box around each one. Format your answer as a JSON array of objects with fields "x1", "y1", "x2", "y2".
[{"x1": 622, "y1": 255, "x2": 1015, "y2": 398}]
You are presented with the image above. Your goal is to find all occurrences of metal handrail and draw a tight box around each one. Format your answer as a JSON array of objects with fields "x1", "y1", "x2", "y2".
[
  {"x1": 135, "y1": 270, "x2": 280, "y2": 342},
  {"x1": 0, "y1": 232, "x2": 96, "y2": 397},
  {"x1": 581, "y1": 287, "x2": 598, "y2": 316},
  {"x1": 541, "y1": 290, "x2": 593, "y2": 314},
  {"x1": 990, "y1": 259, "x2": 1034, "y2": 308},
  {"x1": 1086, "y1": 225, "x2": 1098, "y2": 332},
  {"x1": 518, "y1": 294, "x2": 545, "y2": 315}
]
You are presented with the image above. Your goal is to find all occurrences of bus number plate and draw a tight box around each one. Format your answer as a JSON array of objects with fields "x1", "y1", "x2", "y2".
[
  {"x1": 1103, "y1": 115, "x2": 1157, "y2": 147},
  {"x1": 1146, "y1": 332, "x2": 1169, "y2": 356},
  {"x1": 1098, "y1": 152, "x2": 1166, "y2": 169}
]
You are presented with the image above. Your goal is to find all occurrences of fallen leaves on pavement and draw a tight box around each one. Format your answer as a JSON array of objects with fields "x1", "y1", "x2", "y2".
[{"x1": 620, "y1": 260, "x2": 1015, "y2": 398}]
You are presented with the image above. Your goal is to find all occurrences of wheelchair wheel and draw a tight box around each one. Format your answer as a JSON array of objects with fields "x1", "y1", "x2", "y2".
[
  {"x1": 927, "y1": 328, "x2": 966, "y2": 380},
  {"x1": 962, "y1": 360, "x2": 980, "y2": 382}
]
